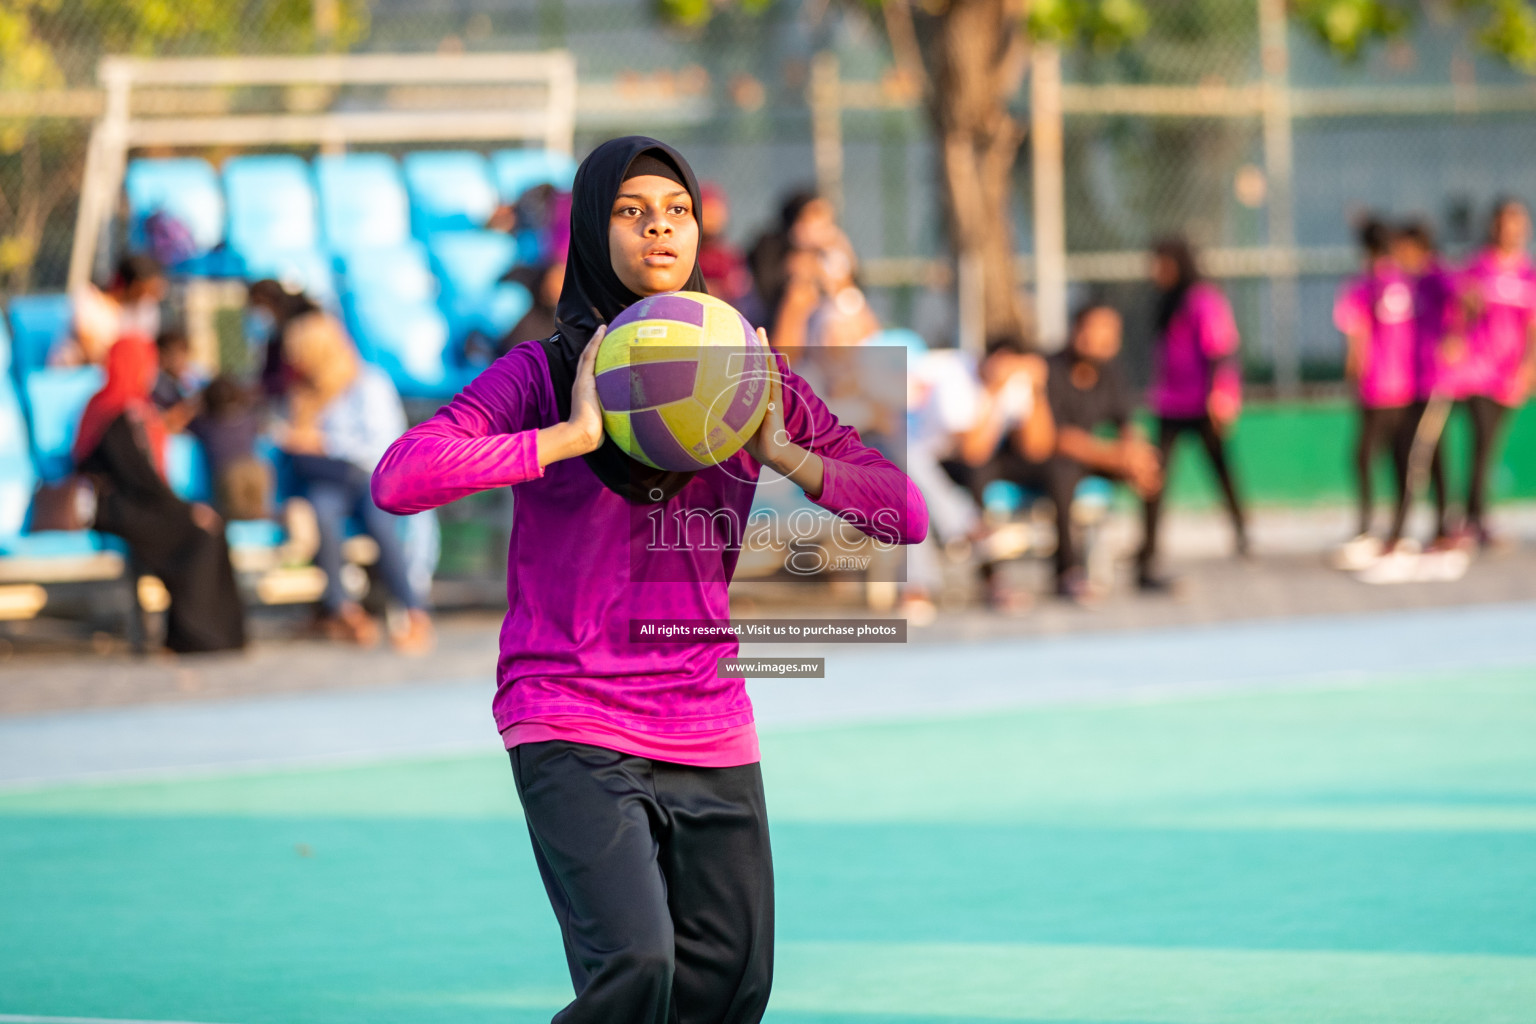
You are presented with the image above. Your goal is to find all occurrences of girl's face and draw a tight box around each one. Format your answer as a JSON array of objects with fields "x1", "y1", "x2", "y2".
[
  {"x1": 609, "y1": 175, "x2": 699, "y2": 296},
  {"x1": 1495, "y1": 203, "x2": 1530, "y2": 252}
]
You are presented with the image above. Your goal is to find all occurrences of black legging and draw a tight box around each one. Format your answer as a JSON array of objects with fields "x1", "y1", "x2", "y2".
[
  {"x1": 1141, "y1": 415, "x2": 1248, "y2": 573},
  {"x1": 1354, "y1": 405, "x2": 1412, "y2": 536},
  {"x1": 1465, "y1": 394, "x2": 1511, "y2": 534},
  {"x1": 1386, "y1": 398, "x2": 1449, "y2": 546}
]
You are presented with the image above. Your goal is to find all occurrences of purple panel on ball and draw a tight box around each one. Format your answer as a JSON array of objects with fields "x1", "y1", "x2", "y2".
[
  {"x1": 613, "y1": 293, "x2": 705, "y2": 329},
  {"x1": 719, "y1": 343, "x2": 768, "y2": 432},
  {"x1": 596, "y1": 360, "x2": 698, "y2": 411},
  {"x1": 630, "y1": 407, "x2": 704, "y2": 471}
]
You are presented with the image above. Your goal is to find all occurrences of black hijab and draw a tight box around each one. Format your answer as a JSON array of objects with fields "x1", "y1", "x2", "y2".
[{"x1": 544, "y1": 136, "x2": 708, "y2": 504}]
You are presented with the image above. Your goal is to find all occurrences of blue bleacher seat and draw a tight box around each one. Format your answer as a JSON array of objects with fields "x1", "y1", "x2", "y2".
[
  {"x1": 239, "y1": 247, "x2": 338, "y2": 308},
  {"x1": 982, "y1": 476, "x2": 1117, "y2": 519},
  {"x1": 491, "y1": 148, "x2": 577, "y2": 202},
  {"x1": 426, "y1": 231, "x2": 530, "y2": 339},
  {"x1": 23, "y1": 367, "x2": 104, "y2": 483},
  {"x1": 0, "y1": 307, "x2": 10, "y2": 377},
  {"x1": 338, "y1": 242, "x2": 437, "y2": 308},
  {"x1": 0, "y1": 363, "x2": 123, "y2": 566},
  {"x1": 165, "y1": 433, "x2": 212, "y2": 504},
  {"x1": 6, "y1": 293, "x2": 74, "y2": 378},
  {"x1": 124, "y1": 158, "x2": 225, "y2": 257},
  {"x1": 223, "y1": 155, "x2": 320, "y2": 261},
  {"x1": 316, "y1": 153, "x2": 411, "y2": 255},
  {"x1": 402, "y1": 151, "x2": 499, "y2": 236},
  {"x1": 0, "y1": 367, "x2": 34, "y2": 541},
  {"x1": 344, "y1": 294, "x2": 467, "y2": 399}
]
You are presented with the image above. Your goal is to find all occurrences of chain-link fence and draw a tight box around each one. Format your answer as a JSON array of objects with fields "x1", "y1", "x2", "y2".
[{"x1": 7, "y1": 0, "x2": 1536, "y2": 395}]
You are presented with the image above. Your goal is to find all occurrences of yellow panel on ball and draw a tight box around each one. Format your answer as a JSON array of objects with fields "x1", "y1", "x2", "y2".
[{"x1": 595, "y1": 290, "x2": 767, "y2": 472}]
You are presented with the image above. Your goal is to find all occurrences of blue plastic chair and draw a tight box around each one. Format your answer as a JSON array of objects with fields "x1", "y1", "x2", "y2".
[
  {"x1": 124, "y1": 158, "x2": 225, "y2": 256},
  {"x1": 6, "y1": 294, "x2": 74, "y2": 379},
  {"x1": 315, "y1": 153, "x2": 411, "y2": 255},
  {"x1": 223, "y1": 155, "x2": 320, "y2": 261},
  {"x1": 338, "y1": 242, "x2": 437, "y2": 307},
  {"x1": 491, "y1": 148, "x2": 577, "y2": 201},
  {"x1": 401, "y1": 151, "x2": 499, "y2": 236},
  {"x1": 23, "y1": 367, "x2": 104, "y2": 482}
]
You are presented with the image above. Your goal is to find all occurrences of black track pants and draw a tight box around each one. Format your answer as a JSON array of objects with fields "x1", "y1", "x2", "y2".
[{"x1": 510, "y1": 740, "x2": 775, "y2": 1024}]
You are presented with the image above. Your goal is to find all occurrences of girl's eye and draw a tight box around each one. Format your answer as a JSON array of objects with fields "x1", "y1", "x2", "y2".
[{"x1": 671, "y1": 205, "x2": 690, "y2": 216}]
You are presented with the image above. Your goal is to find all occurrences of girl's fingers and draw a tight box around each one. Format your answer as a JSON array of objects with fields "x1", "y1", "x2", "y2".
[{"x1": 579, "y1": 325, "x2": 605, "y2": 371}]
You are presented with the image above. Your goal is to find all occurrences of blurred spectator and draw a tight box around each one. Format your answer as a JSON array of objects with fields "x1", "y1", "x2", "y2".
[
  {"x1": 1385, "y1": 221, "x2": 1456, "y2": 551},
  {"x1": 748, "y1": 189, "x2": 857, "y2": 334},
  {"x1": 72, "y1": 337, "x2": 246, "y2": 653},
  {"x1": 697, "y1": 183, "x2": 753, "y2": 307},
  {"x1": 495, "y1": 258, "x2": 565, "y2": 358},
  {"x1": 1141, "y1": 237, "x2": 1249, "y2": 582},
  {"x1": 1455, "y1": 197, "x2": 1536, "y2": 549},
  {"x1": 937, "y1": 332, "x2": 1055, "y2": 610},
  {"x1": 276, "y1": 314, "x2": 433, "y2": 654},
  {"x1": 1333, "y1": 217, "x2": 1417, "y2": 569},
  {"x1": 247, "y1": 278, "x2": 322, "y2": 400},
  {"x1": 190, "y1": 376, "x2": 271, "y2": 522},
  {"x1": 57, "y1": 254, "x2": 167, "y2": 367},
  {"x1": 151, "y1": 327, "x2": 202, "y2": 434}
]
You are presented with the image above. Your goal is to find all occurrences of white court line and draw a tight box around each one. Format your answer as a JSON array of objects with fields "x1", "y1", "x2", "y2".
[{"x1": 0, "y1": 1015, "x2": 235, "y2": 1024}]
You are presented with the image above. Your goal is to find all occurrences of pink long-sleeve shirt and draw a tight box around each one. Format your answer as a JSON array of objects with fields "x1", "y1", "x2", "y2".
[
  {"x1": 1335, "y1": 267, "x2": 1417, "y2": 409},
  {"x1": 372, "y1": 340, "x2": 928, "y2": 767},
  {"x1": 1461, "y1": 250, "x2": 1536, "y2": 407},
  {"x1": 1148, "y1": 283, "x2": 1242, "y2": 420}
]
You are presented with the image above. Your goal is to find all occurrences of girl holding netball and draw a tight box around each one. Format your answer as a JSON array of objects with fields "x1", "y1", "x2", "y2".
[{"x1": 372, "y1": 137, "x2": 927, "y2": 1024}]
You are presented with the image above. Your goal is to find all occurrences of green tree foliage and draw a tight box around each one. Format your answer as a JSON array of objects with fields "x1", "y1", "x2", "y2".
[
  {"x1": 0, "y1": 0, "x2": 367, "y2": 287},
  {"x1": 1293, "y1": 0, "x2": 1536, "y2": 68}
]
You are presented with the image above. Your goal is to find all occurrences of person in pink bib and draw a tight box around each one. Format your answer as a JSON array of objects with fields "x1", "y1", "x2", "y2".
[
  {"x1": 1140, "y1": 236, "x2": 1249, "y2": 586},
  {"x1": 371, "y1": 136, "x2": 926, "y2": 1024},
  {"x1": 1456, "y1": 198, "x2": 1536, "y2": 547},
  {"x1": 1334, "y1": 218, "x2": 1418, "y2": 563}
]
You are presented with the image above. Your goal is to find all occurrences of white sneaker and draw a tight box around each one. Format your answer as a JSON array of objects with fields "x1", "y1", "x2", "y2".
[
  {"x1": 1357, "y1": 547, "x2": 1419, "y2": 585},
  {"x1": 1332, "y1": 533, "x2": 1383, "y2": 571},
  {"x1": 1415, "y1": 548, "x2": 1471, "y2": 582}
]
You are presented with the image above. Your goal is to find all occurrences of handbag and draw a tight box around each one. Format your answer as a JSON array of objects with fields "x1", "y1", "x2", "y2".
[{"x1": 30, "y1": 476, "x2": 98, "y2": 532}]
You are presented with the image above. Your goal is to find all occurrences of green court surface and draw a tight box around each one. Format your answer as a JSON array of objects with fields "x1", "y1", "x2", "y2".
[{"x1": 3, "y1": 666, "x2": 1535, "y2": 1024}]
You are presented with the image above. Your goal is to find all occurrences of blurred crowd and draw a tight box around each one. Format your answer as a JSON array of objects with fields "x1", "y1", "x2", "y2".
[{"x1": 23, "y1": 178, "x2": 1536, "y2": 654}]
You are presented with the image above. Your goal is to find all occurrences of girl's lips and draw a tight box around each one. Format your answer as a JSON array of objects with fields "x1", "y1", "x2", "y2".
[{"x1": 643, "y1": 250, "x2": 677, "y2": 264}]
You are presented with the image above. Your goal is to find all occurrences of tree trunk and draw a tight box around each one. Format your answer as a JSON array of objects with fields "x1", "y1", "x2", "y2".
[{"x1": 924, "y1": 0, "x2": 1030, "y2": 345}]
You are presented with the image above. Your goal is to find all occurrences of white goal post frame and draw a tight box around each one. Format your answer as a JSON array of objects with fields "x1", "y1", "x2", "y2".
[{"x1": 68, "y1": 50, "x2": 578, "y2": 291}]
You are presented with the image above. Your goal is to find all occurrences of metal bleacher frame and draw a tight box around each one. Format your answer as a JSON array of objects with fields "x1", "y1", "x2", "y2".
[{"x1": 68, "y1": 50, "x2": 578, "y2": 293}]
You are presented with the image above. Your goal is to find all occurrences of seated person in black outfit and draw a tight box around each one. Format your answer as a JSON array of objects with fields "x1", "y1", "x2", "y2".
[{"x1": 964, "y1": 303, "x2": 1164, "y2": 600}]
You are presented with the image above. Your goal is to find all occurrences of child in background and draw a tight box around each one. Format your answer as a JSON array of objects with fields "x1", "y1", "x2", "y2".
[
  {"x1": 1333, "y1": 218, "x2": 1418, "y2": 569},
  {"x1": 190, "y1": 376, "x2": 271, "y2": 522},
  {"x1": 1455, "y1": 197, "x2": 1536, "y2": 548},
  {"x1": 151, "y1": 328, "x2": 203, "y2": 434}
]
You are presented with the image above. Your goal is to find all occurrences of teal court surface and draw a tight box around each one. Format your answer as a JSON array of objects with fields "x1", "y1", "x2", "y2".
[{"x1": 2, "y1": 604, "x2": 1535, "y2": 1024}]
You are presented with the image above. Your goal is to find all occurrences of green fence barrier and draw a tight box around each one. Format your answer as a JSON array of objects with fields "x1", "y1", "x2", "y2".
[{"x1": 1154, "y1": 400, "x2": 1536, "y2": 509}]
